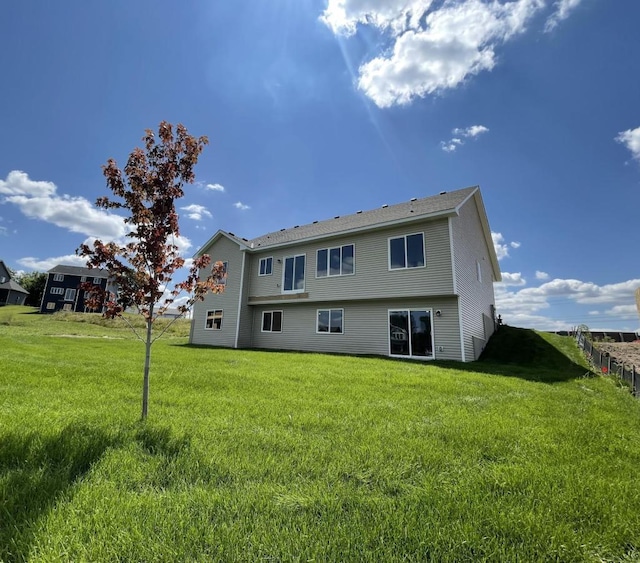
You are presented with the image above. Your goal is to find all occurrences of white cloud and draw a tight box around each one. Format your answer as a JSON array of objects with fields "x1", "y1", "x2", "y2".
[
  {"x1": 544, "y1": 0, "x2": 584, "y2": 32},
  {"x1": 17, "y1": 253, "x2": 89, "y2": 271},
  {"x1": 491, "y1": 232, "x2": 520, "y2": 260},
  {"x1": 234, "y1": 201, "x2": 250, "y2": 211},
  {"x1": 0, "y1": 170, "x2": 126, "y2": 240},
  {"x1": 616, "y1": 126, "x2": 640, "y2": 162},
  {"x1": 499, "y1": 272, "x2": 526, "y2": 286},
  {"x1": 205, "y1": 183, "x2": 225, "y2": 192},
  {"x1": 0, "y1": 225, "x2": 7, "y2": 236},
  {"x1": 180, "y1": 204, "x2": 212, "y2": 221},
  {"x1": 352, "y1": 0, "x2": 544, "y2": 107},
  {"x1": 441, "y1": 124, "x2": 489, "y2": 152},
  {"x1": 496, "y1": 276, "x2": 640, "y2": 330},
  {"x1": 536, "y1": 270, "x2": 549, "y2": 280}
]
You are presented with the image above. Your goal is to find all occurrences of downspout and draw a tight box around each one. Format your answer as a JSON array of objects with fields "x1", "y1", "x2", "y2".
[
  {"x1": 448, "y1": 217, "x2": 466, "y2": 362},
  {"x1": 235, "y1": 250, "x2": 247, "y2": 349}
]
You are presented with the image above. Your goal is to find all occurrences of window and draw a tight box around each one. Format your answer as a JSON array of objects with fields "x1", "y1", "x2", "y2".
[
  {"x1": 214, "y1": 262, "x2": 228, "y2": 285},
  {"x1": 81, "y1": 276, "x2": 87, "y2": 282},
  {"x1": 389, "y1": 233, "x2": 425, "y2": 270},
  {"x1": 262, "y1": 311, "x2": 283, "y2": 332},
  {"x1": 259, "y1": 257, "x2": 273, "y2": 276},
  {"x1": 317, "y1": 309, "x2": 343, "y2": 334},
  {"x1": 205, "y1": 309, "x2": 223, "y2": 330},
  {"x1": 46, "y1": 302, "x2": 55, "y2": 310},
  {"x1": 63, "y1": 304, "x2": 72, "y2": 311},
  {"x1": 53, "y1": 273, "x2": 64, "y2": 281},
  {"x1": 283, "y1": 255, "x2": 305, "y2": 292},
  {"x1": 317, "y1": 244, "x2": 354, "y2": 277},
  {"x1": 0, "y1": 276, "x2": 5, "y2": 283},
  {"x1": 476, "y1": 261, "x2": 482, "y2": 283},
  {"x1": 50, "y1": 287, "x2": 64, "y2": 295},
  {"x1": 93, "y1": 277, "x2": 101, "y2": 284},
  {"x1": 389, "y1": 309, "x2": 433, "y2": 358},
  {"x1": 64, "y1": 288, "x2": 76, "y2": 301}
]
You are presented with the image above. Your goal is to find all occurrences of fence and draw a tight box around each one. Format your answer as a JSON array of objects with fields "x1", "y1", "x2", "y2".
[{"x1": 576, "y1": 329, "x2": 638, "y2": 398}]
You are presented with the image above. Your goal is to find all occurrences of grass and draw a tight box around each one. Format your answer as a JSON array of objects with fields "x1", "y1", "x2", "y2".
[{"x1": 1, "y1": 306, "x2": 640, "y2": 561}]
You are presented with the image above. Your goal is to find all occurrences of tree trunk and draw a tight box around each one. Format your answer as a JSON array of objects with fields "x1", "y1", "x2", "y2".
[{"x1": 141, "y1": 312, "x2": 153, "y2": 420}]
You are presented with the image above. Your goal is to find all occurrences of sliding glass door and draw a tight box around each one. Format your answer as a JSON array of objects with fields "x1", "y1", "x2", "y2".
[{"x1": 389, "y1": 309, "x2": 434, "y2": 358}]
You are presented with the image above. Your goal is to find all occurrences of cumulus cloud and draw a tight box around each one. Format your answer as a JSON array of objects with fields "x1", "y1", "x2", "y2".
[
  {"x1": 491, "y1": 232, "x2": 520, "y2": 260},
  {"x1": 234, "y1": 201, "x2": 250, "y2": 211},
  {"x1": 495, "y1": 276, "x2": 640, "y2": 330},
  {"x1": 616, "y1": 126, "x2": 640, "y2": 162},
  {"x1": 180, "y1": 204, "x2": 212, "y2": 221},
  {"x1": 322, "y1": 0, "x2": 588, "y2": 108},
  {"x1": 17, "y1": 253, "x2": 89, "y2": 271},
  {"x1": 205, "y1": 183, "x2": 225, "y2": 192},
  {"x1": 536, "y1": 270, "x2": 549, "y2": 280},
  {"x1": 544, "y1": 0, "x2": 584, "y2": 32},
  {"x1": 0, "y1": 170, "x2": 126, "y2": 240},
  {"x1": 499, "y1": 272, "x2": 526, "y2": 286},
  {"x1": 441, "y1": 124, "x2": 489, "y2": 152}
]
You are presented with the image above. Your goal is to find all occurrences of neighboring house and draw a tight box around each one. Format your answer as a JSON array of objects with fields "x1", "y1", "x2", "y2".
[
  {"x1": 40, "y1": 265, "x2": 115, "y2": 313},
  {"x1": 0, "y1": 260, "x2": 29, "y2": 306},
  {"x1": 190, "y1": 186, "x2": 501, "y2": 361}
]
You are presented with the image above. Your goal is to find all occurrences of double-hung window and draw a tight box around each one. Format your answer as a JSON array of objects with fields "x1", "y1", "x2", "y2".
[
  {"x1": 50, "y1": 287, "x2": 64, "y2": 295},
  {"x1": 389, "y1": 233, "x2": 425, "y2": 270},
  {"x1": 205, "y1": 309, "x2": 223, "y2": 330},
  {"x1": 317, "y1": 244, "x2": 354, "y2": 277},
  {"x1": 214, "y1": 262, "x2": 228, "y2": 286},
  {"x1": 262, "y1": 311, "x2": 282, "y2": 332},
  {"x1": 64, "y1": 288, "x2": 76, "y2": 301},
  {"x1": 283, "y1": 255, "x2": 305, "y2": 293},
  {"x1": 93, "y1": 277, "x2": 101, "y2": 284},
  {"x1": 53, "y1": 273, "x2": 64, "y2": 282},
  {"x1": 259, "y1": 257, "x2": 273, "y2": 276},
  {"x1": 317, "y1": 309, "x2": 343, "y2": 334}
]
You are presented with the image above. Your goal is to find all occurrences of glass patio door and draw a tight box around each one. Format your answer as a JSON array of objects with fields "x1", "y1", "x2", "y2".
[{"x1": 389, "y1": 309, "x2": 434, "y2": 358}]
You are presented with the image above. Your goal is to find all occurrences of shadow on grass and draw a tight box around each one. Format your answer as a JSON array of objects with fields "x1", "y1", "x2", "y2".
[
  {"x1": 0, "y1": 421, "x2": 193, "y2": 562},
  {"x1": 435, "y1": 325, "x2": 592, "y2": 383}
]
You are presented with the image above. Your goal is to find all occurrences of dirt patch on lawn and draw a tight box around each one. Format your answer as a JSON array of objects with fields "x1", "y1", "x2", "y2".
[{"x1": 595, "y1": 341, "x2": 640, "y2": 371}]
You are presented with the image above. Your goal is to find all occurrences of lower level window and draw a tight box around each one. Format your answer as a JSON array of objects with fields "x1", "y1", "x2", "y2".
[
  {"x1": 317, "y1": 309, "x2": 343, "y2": 334},
  {"x1": 205, "y1": 309, "x2": 223, "y2": 330},
  {"x1": 262, "y1": 311, "x2": 282, "y2": 332},
  {"x1": 46, "y1": 302, "x2": 55, "y2": 310},
  {"x1": 63, "y1": 304, "x2": 72, "y2": 311}
]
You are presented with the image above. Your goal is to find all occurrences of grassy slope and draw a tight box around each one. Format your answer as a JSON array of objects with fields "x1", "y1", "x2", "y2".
[{"x1": 1, "y1": 307, "x2": 639, "y2": 562}]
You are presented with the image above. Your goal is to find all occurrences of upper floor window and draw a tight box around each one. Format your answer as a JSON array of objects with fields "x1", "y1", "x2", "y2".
[
  {"x1": 93, "y1": 277, "x2": 101, "y2": 284},
  {"x1": 64, "y1": 288, "x2": 76, "y2": 301},
  {"x1": 50, "y1": 287, "x2": 64, "y2": 295},
  {"x1": 214, "y1": 261, "x2": 228, "y2": 286},
  {"x1": 317, "y1": 244, "x2": 354, "y2": 277},
  {"x1": 389, "y1": 233, "x2": 425, "y2": 270},
  {"x1": 283, "y1": 255, "x2": 305, "y2": 293},
  {"x1": 259, "y1": 257, "x2": 273, "y2": 276},
  {"x1": 53, "y1": 273, "x2": 64, "y2": 281},
  {"x1": 81, "y1": 276, "x2": 87, "y2": 282}
]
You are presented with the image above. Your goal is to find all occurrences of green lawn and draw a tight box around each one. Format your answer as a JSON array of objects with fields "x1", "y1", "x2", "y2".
[{"x1": 1, "y1": 306, "x2": 640, "y2": 562}]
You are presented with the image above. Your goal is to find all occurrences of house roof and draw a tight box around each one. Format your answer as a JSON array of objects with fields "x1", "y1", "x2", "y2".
[
  {"x1": 48, "y1": 265, "x2": 109, "y2": 278},
  {"x1": 0, "y1": 279, "x2": 29, "y2": 294},
  {"x1": 195, "y1": 185, "x2": 501, "y2": 281},
  {"x1": 248, "y1": 186, "x2": 478, "y2": 249}
]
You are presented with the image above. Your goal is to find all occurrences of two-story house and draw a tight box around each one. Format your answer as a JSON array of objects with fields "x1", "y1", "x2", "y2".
[
  {"x1": 0, "y1": 260, "x2": 29, "y2": 306},
  {"x1": 190, "y1": 186, "x2": 501, "y2": 361},
  {"x1": 40, "y1": 265, "x2": 114, "y2": 314}
]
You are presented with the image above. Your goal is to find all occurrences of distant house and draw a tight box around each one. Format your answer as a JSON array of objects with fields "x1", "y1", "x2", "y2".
[
  {"x1": 0, "y1": 260, "x2": 29, "y2": 306},
  {"x1": 40, "y1": 265, "x2": 115, "y2": 314},
  {"x1": 190, "y1": 186, "x2": 501, "y2": 361}
]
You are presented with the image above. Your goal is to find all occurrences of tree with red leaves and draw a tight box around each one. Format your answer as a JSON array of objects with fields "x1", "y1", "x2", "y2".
[{"x1": 78, "y1": 121, "x2": 226, "y2": 420}]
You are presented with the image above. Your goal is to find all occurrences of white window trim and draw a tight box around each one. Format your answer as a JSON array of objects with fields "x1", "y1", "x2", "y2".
[
  {"x1": 316, "y1": 243, "x2": 356, "y2": 278},
  {"x1": 64, "y1": 288, "x2": 76, "y2": 302},
  {"x1": 50, "y1": 287, "x2": 64, "y2": 295},
  {"x1": 387, "y1": 308, "x2": 435, "y2": 360},
  {"x1": 205, "y1": 309, "x2": 223, "y2": 330},
  {"x1": 258, "y1": 256, "x2": 273, "y2": 277},
  {"x1": 53, "y1": 273, "x2": 64, "y2": 281},
  {"x1": 93, "y1": 277, "x2": 102, "y2": 284},
  {"x1": 388, "y1": 232, "x2": 426, "y2": 271},
  {"x1": 261, "y1": 310, "x2": 283, "y2": 333},
  {"x1": 316, "y1": 308, "x2": 344, "y2": 335},
  {"x1": 281, "y1": 254, "x2": 306, "y2": 294},
  {"x1": 46, "y1": 302, "x2": 56, "y2": 310}
]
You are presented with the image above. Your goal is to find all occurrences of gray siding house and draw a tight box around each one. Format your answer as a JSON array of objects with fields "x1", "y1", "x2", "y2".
[
  {"x1": 190, "y1": 186, "x2": 501, "y2": 361},
  {"x1": 0, "y1": 260, "x2": 29, "y2": 306}
]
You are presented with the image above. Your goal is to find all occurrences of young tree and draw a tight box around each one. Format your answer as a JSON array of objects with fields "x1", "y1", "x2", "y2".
[{"x1": 78, "y1": 121, "x2": 226, "y2": 420}]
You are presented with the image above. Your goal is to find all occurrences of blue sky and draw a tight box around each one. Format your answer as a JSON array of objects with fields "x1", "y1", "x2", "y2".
[{"x1": 1, "y1": 0, "x2": 639, "y2": 332}]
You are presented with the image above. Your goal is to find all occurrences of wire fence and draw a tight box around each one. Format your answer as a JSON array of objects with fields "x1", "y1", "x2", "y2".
[{"x1": 576, "y1": 329, "x2": 638, "y2": 398}]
